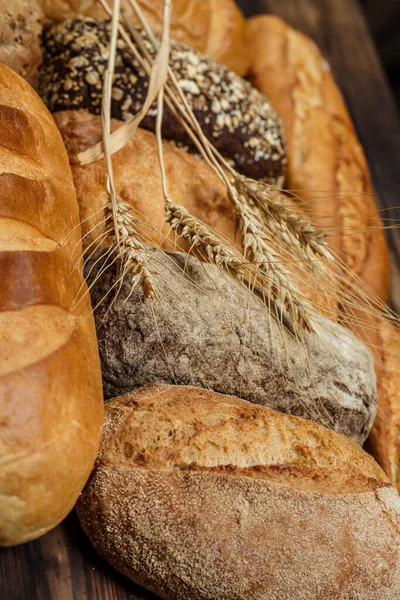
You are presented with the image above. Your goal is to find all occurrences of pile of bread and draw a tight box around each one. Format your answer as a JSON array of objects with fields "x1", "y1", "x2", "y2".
[{"x1": 1, "y1": 1, "x2": 400, "y2": 598}]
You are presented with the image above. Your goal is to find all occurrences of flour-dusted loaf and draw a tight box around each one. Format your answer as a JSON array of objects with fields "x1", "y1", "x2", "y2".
[
  {"x1": 86, "y1": 247, "x2": 377, "y2": 444},
  {"x1": 39, "y1": 18, "x2": 286, "y2": 183},
  {"x1": 0, "y1": 64, "x2": 103, "y2": 546},
  {"x1": 38, "y1": 0, "x2": 250, "y2": 76},
  {"x1": 77, "y1": 384, "x2": 400, "y2": 600},
  {"x1": 0, "y1": 0, "x2": 44, "y2": 86},
  {"x1": 246, "y1": 15, "x2": 390, "y2": 302}
]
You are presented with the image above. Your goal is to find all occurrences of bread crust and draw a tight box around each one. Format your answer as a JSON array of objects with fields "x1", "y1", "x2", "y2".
[
  {"x1": 54, "y1": 109, "x2": 238, "y2": 252},
  {"x1": 77, "y1": 384, "x2": 400, "y2": 600},
  {"x1": 246, "y1": 15, "x2": 390, "y2": 303},
  {"x1": 0, "y1": 65, "x2": 103, "y2": 546}
]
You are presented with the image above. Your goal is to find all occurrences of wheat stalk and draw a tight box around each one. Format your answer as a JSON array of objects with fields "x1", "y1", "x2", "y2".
[
  {"x1": 233, "y1": 175, "x2": 333, "y2": 268},
  {"x1": 165, "y1": 202, "x2": 245, "y2": 279},
  {"x1": 105, "y1": 199, "x2": 157, "y2": 299},
  {"x1": 83, "y1": 0, "x2": 331, "y2": 332},
  {"x1": 233, "y1": 192, "x2": 313, "y2": 332}
]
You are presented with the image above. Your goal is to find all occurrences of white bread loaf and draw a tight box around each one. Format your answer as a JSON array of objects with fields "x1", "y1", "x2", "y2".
[
  {"x1": 0, "y1": 63, "x2": 103, "y2": 546},
  {"x1": 77, "y1": 384, "x2": 400, "y2": 600}
]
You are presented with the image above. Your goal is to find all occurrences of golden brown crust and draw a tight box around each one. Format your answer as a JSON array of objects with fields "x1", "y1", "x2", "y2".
[
  {"x1": 0, "y1": 0, "x2": 44, "y2": 87},
  {"x1": 363, "y1": 319, "x2": 400, "y2": 491},
  {"x1": 246, "y1": 15, "x2": 390, "y2": 303},
  {"x1": 55, "y1": 109, "x2": 335, "y2": 316},
  {"x1": 0, "y1": 65, "x2": 103, "y2": 546},
  {"x1": 39, "y1": 0, "x2": 250, "y2": 75},
  {"x1": 77, "y1": 385, "x2": 400, "y2": 599},
  {"x1": 101, "y1": 384, "x2": 387, "y2": 490},
  {"x1": 54, "y1": 109, "x2": 238, "y2": 252}
]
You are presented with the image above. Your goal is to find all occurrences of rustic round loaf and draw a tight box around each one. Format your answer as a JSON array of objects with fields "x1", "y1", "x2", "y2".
[
  {"x1": 0, "y1": 0, "x2": 44, "y2": 87},
  {"x1": 38, "y1": 0, "x2": 250, "y2": 75},
  {"x1": 77, "y1": 384, "x2": 400, "y2": 600},
  {"x1": 86, "y1": 247, "x2": 377, "y2": 444},
  {"x1": 39, "y1": 17, "x2": 286, "y2": 183}
]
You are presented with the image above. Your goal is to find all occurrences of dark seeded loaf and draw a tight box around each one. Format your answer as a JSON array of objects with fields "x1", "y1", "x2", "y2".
[{"x1": 39, "y1": 17, "x2": 286, "y2": 184}]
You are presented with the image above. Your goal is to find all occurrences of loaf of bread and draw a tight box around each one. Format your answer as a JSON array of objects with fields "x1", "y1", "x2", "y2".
[
  {"x1": 86, "y1": 246, "x2": 377, "y2": 444},
  {"x1": 245, "y1": 15, "x2": 400, "y2": 486},
  {"x1": 77, "y1": 384, "x2": 400, "y2": 600},
  {"x1": 246, "y1": 15, "x2": 390, "y2": 303},
  {"x1": 39, "y1": 18, "x2": 286, "y2": 183},
  {"x1": 0, "y1": 64, "x2": 103, "y2": 546},
  {"x1": 38, "y1": 0, "x2": 250, "y2": 75},
  {"x1": 0, "y1": 0, "x2": 44, "y2": 86},
  {"x1": 54, "y1": 109, "x2": 238, "y2": 251}
]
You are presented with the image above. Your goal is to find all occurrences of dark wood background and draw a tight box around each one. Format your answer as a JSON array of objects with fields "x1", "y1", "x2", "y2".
[{"x1": 1, "y1": 0, "x2": 400, "y2": 598}]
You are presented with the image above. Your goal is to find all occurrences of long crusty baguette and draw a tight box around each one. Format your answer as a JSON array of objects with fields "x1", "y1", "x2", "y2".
[
  {"x1": 77, "y1": 384, "x2": 400, "y2": 600},
  {"x1": 246, "y1": 15, "x2": 390, "y2": 304},
  {"x1": 245, "y1": 15, "x2": 400, "y2": 487},
  {"x1": 0, "y1": 63, "x2": 103, "y2": 546}
]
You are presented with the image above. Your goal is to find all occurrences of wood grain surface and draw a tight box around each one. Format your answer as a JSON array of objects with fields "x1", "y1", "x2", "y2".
[{"x1": 1, "y1": 0, "x2": 400, "y2": 598}]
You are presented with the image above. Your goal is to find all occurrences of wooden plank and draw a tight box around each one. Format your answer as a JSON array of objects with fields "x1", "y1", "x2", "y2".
[
  {"x1": 1, "y1": 512, "x2": 156, "y2": 600},
  {"x1": 2, "y1": 1, "x2": 400, "y2": 598}
]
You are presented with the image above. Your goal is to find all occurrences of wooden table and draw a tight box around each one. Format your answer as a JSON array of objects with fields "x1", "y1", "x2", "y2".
[{"x1": 2, "y1": 0, "x2": 400, "y2": 598}]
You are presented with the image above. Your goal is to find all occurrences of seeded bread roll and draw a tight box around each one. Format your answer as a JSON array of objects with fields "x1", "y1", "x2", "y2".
[
  {"x1": 38, "y1": 0, "x2": 250, "y2": 76},
  {"x1": 0, "y1": 64, "x2": 103, "y2": 546},
  {"x1": 0, "y1": 0, "x2": 44, "y2": 86},
  {"x1": 39, "y1": 17, "x2": 286, "y2": 184},
  {"x1": 246, "y1": 15, "x2": 390, "y2": 302},
  {"x1": 77, "y1": 384, "x2": 400, "y2": 600}
]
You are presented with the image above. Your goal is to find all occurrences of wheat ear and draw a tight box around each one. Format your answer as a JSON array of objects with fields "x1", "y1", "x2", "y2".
[
  {"x1": 233, "y1": 175, "x2": 333, "y2": 268},
  {"x1": 105, "y1": 199, "x2": 157, "y2": 299}
]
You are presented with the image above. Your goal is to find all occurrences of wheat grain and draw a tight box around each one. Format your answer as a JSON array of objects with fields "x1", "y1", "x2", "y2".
[
  {"x1": 165, "y1": 202, "x2": 245, "y2": 279},
  {"x1": 234, "y1": 192, "x2": 313, "y2": 332},
  {"x1": 234, "y1": 175, "x2": 332, "y2": 269},
  {"x1": 105, "y1": 199, "x2": 157, "y2": 299}
]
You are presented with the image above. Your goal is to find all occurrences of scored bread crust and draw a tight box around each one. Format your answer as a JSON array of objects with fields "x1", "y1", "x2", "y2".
[
  {"x1": 246, "y1": 15, "x2": 390, "y2": 304},
  {"x1": 77, "y1": 384, "x2": 400, "y2": 600},
  {"x1": 0, "y1": 65, "x2": 103, "y2": 546},
  {"x1": 38, "y1": 0, "x2": 250, "y2": 76}
]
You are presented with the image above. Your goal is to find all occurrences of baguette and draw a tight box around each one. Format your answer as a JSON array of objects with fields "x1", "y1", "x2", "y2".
[
  {"x1": 0, "y1": 64, "x2": 103, "y2": 546},
  {"x1": 246, "y1": 15, "x2": 390, "y2": 303},
  {"x1": 77, "y1": 384, "x2": 400, "y2": 600},
  {"x1": 245, "y1": 15, "x2": 400, "y2": 486}
]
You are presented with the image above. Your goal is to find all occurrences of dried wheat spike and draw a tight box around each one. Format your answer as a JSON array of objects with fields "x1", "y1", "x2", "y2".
[
  {"x1": 235, "y1": 195, "x2": 313, "y2": 332},
  {"x1": 165, "y1": 202, "x2": 245, "y2": 279},
  {"x1": 106, "y1": 199, "x2": 157, "y2": 299},
  {"x1": 234, "y1": 174, "x2": 332, "y2": 269}
]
